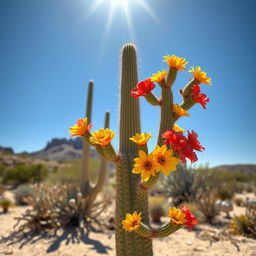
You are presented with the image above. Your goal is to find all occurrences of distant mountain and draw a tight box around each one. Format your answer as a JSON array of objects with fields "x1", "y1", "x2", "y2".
[
  {"x1": 0, "y1": 146, "x2": 14, "y2": 155},
  {"x1": 30, "y1": 137, "x2": 97, "y2": 161},
  {"x1": 214, "y1": 164, "x2": 256, "y2": 176}
]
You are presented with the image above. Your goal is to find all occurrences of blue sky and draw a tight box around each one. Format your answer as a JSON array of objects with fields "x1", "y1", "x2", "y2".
[{"x1": 0, "y1": 0, "x2": 255, "y2": 167}]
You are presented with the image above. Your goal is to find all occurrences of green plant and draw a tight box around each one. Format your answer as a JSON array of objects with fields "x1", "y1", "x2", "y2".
[
  {"x1": 234, "y1": 197, "x2": 244, "y2": 207},
  {"x1": 14, "y1": 184, "x2": 110, "y2": 232},
  {"x1": 14, "y1": 184, "x2": 34, "y2": 205},
  {"x1": 230, "y1": 206, "x2": 256, "y2": 238},
  {"x1": 0, "y1": 198, "x2": 13, "y2": 213},
  {"x1": 3, "y1": 164, "x2": 48, "y2": 186},
  {"x1": 196, "y1": 191, "x2": 218, "y2": 224},
  {"x1": 149, "y1": 196, "x2": 166, "y2": 223},
  {"x1": 70, "y1": 44, "x2": 212, "y2": 255},
  {"x1": 163, "y1": 164, "x2": 211, "y2": 205},
  {"x1": 216, "y1": 185, "x2": 234, "y2": 200}
]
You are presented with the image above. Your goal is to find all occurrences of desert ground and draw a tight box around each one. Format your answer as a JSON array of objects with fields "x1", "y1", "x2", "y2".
[{"x1": 0, "y1": 192, "x2": 255, "y2": 256}]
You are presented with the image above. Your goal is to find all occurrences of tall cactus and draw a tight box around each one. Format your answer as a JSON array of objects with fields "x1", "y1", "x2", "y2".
[{"x1": 69, "y1": 43, "x2": 212, "y2": 255}]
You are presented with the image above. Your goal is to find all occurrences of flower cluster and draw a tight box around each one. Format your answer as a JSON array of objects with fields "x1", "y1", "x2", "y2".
[
  {"x1": 162, "y1": 129, "x2": 205, "y2": 163},
  {"x1": 169, "y1": 205, "x2": 198, "y2": 231},
  {"x1": 132, "y1": 145, "x2": 179, "y2": 181},
  {"x1": 192, "y1": 84, "x2": 209, "y2": 109},
  {"x1": 69, "y1": 119, "x2": 115, "y2": 147},
  {"x1": 122, "y1": 205, "x2": 197, "y2": 233},
  {"x1": 131, "y1": 78, "x2": 155, "y2": 98}
]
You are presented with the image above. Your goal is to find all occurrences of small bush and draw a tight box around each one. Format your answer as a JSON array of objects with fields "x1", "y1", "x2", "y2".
[
  {"x1": 0, "y1": 164, "x2": 6, "y2": 178},
  {"x1": 0, "y1": 198, "x2": 13, "y2": 213},
  {"x1": 196, "y1": 191, "x2": 218, "y2": 224},
  {"x1": 3, "y1": 164, "x2": 48, "y2": 186},
  {"x1": 234, "y1": 197, "x2": 244, "y2": 207},
  {"x1": 149, "y1": 196, "x2": 166, "y2": 223},
  {"x1": 14, "y1": 184, "x2": 34, "y2": 205},
  {"x1": 163, "y1": 164, "x2": 211, "y2": 206},
  {"x1": 216, "y1": 185, "x2": 234, "y2": 200},
  {"x1": 230, "y1": 207, "x2": 256, "y2": 238}
]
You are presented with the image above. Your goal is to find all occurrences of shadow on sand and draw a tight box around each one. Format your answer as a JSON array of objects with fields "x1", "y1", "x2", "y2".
[{"x1": 0, "y1": 227, "x2": 113, "y2": 255}]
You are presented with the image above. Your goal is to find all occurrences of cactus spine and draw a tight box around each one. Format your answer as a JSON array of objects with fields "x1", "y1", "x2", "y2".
[{"x1": 115, "y1": 44, "x2": 153, "y2": 256}]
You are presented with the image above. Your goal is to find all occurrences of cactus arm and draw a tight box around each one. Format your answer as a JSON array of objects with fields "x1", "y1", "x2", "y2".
[
  {"x1": 180, "y1": 78, "x2": 198, "y2": 99},
  {"x1": 166, "y1": 68, "x2": 177, "y2": 87},
  {"x1": 135, "y1": 222, "x2": 183, "y2": 238},
  {"x1": 141, "y1": 83, "x2": 175, "y2": 190},
  {"x1": 145, "y1": 92, "x2": 161, "y2": 106},
  {"x1": 115, "y1": 43, "x2": 153, "y2": 256},
  {"x1": 80, "y1": 81, "x2": 94, "y2": 195}
]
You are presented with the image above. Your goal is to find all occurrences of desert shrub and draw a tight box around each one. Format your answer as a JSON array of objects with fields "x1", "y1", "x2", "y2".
[
  {"x1": 149, "y1": 196, "x2": 166, "y2": 223},
  {"x1": 14, "y1": 184, "x2": 34, "y2": 205},
  {"x1": 244, "y1": 183, "x2": 254, "y2": 193},
  {"x1": 163, "y1": 164, "x2": 211, "y2": 205},
  {"x1": 15, "y1": 184, "x2": 110, "y2": 232},
  {"x1": 234, "y1": 197, "x2": 244, "y2": 207},
  {"x1": 3, "y1": 164, "x2": 48, "y2": 186},
  {"x1": 0, "y1": 198, "x2": 13, "y2": 213},
  {"x1": 216, "y1": 185, "x2": 234, "y2": 200},
  {"x1": 230, "y1": 206, "x2": 256, "y2": 238},
  {"x1": 0, "y1": 184, "x2": 5, "y2": 197},
  {"x1": 0, "y1": 164, "x2": 6, "y2": 178},
  {"x1": 196, "y1": 191, "x2": 218, "y2": 224}
]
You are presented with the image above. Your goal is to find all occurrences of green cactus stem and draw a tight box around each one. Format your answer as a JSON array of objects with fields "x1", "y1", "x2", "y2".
[
  {"x1": 180, "y1": 78, "x2": 198, "y2": 99},
  {"x1": 135, "y1": 222, "x2": 182, "y2": 238},
  {"x1": 115, "y1": 43, "x2": 153, "y2": 256},
  {"x1": 166, "y1": 68, "x2": 177, "y2": 87},
  {"x1": 145, "y1": 92, "x2": 161, "y2": 106}
]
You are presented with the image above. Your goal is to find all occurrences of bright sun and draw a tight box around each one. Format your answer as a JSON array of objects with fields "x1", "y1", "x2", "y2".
[{"x1": 87, "y1": 0, "x2": 159, "y2": 51}]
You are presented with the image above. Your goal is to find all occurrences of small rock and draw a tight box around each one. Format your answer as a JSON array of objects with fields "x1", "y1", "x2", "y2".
[
  {"x1": 5, "y1": 247, "x2": 13, "y2": 255},
  {"x1": 186, "y1": 240, "x2": 192, "y2": 246}
]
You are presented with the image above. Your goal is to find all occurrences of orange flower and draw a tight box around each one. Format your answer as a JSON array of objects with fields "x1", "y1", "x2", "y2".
[
  {"x1": 173, "y1": 124, "x2": 185, "y2": 132},
  {"x1": 122, "y1": 211, "x2": 142, "y2": 232},
  {"x1": 69, "y1": 118, "x2": 92, "y2": 137},
  {"x1": 90, "y1": 128, "x2": 115, "y2": 146},
  {"x1": 173, "y1": 104, "x2": 189, "y2": 117},
  {"x1": 163, "y1": 55, "x2": 188, "y2": 71},
  {"x1": 130, "y1": 133, "x2": 151, "y2": 146},
  {"x1": 189, "y1": 66, "x2": 212, "y2": 85},
  {"x1": 168, "y1": 207, "x2": 186, "y2": 225},
  {"x1": 151, "y1": 70, "x2": 167, "y2": 83}
]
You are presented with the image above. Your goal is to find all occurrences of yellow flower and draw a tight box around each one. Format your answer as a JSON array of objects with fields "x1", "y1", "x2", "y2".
[
  {"x1": 169, "y1": 207, "x2": 186, "y2": 225},
  {"x1": 90, "y1": 128, "x2": 115, "y2": 146},
  {"x1": 163, "y1": 55, "x2": 188, "y2": 71},
  {"x1": 69, "y1": 118, "x2": 92, "y2": 137},
  {"x1": 173, "y1": 124, "x2": 185, "y2": 132},
  {"x1": 152, "y1": 145, "x2": 179, "y2": 176},
  {"x1": 173, "y1": 104, "x2": 189, "y2": 117},
  {"x1": 130, "y1": 133, "x2": 152, "y2": 146},
  {"x1": 189, "y1": 66, "x2": 212, "y2": 85},
  {"x1": 151, "y1": 70, "x2": 167, "y2": 83},
  {"x1": 122, "y1": 211, "x2": 142, "y2": 232},
  {"x1": 132, "y1": 150, "x2": 157, "y2": 181}
]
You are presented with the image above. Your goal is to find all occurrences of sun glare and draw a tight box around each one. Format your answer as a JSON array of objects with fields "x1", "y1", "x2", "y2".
[{"x1": 86, "y1": 0, "x2": 159, "y2": 60}]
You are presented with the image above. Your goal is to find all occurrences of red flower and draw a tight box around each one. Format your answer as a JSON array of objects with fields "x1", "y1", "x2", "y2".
[
  {"x1": 162, "y1": 129, "x2": 204, "y2": 163},
  {"x1": 191, "y1": 84, "x2": 209, "y2": 109},
  {"x1": 180, "y1": 205, "x2": 198, "y2": 231},
  {"x1": 131, "y1": 78, "x2": 155, "y2": 98}
]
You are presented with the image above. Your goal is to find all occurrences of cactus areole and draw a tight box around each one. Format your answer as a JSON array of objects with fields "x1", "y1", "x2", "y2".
[{"x1": 69, "y1": 43, "x2": 212, "y2": 255}]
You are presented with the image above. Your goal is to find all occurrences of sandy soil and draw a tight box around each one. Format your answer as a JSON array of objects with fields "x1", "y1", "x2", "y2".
[{"x1": 0, "y1": 192, "x2": 255, "y2": 256}]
